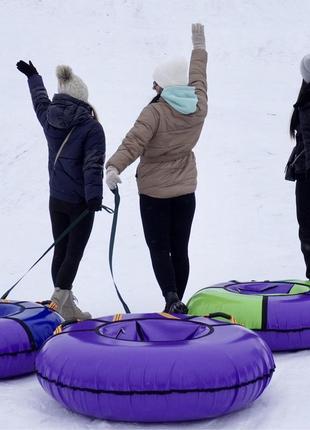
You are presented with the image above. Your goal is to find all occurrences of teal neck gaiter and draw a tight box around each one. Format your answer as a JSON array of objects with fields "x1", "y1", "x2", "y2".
[{"x1": 161, "y1": 85, "x2": 198, "y2": 114}]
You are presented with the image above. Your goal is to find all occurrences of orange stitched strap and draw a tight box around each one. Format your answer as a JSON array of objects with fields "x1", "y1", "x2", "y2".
[
  {"x1": 53, "y1": 325, "x2": 63, "y2": 335},
  {"x1": 48, "y1": 302, "x2": 58, "y2": 311},
  {"x1": 113, "y1": 313, "x2": 123, "y2": 322},
  {"x1": 159, "y1": 312, "x2": 180, "y2": 320}
]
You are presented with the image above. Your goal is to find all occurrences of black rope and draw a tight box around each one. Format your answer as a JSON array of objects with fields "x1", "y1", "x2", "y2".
[{"x1": 108, "y1": 187, "x2": 131, "y2": 313}]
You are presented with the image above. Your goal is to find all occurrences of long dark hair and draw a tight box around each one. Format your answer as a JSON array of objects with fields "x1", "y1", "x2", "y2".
[
  {"x1": 149, "y1": 94, "x2": 161, "y2": 104},
  {"x1": 290, "y1": 80, "x2": 308, "y2": 139},
  {"x1": 88, "y1": 102, "x2": 99, "y2": 121}
]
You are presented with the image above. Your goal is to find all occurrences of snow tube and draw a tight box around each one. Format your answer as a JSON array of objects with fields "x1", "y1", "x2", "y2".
[
  {"x1": 0, "y1": 299, "x2": 63, "y2": 378},
  {"x1": 36, "y1": 312, "x2": 274, "y2": 422},
  {"x1": 187, "y1": 280, "x2": 310, "y2": 351}
]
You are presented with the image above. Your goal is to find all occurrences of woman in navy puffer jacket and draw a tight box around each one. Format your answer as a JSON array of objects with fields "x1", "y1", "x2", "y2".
[{"x1": 17, "y1": 60, "x2": 105, "y2": 320}]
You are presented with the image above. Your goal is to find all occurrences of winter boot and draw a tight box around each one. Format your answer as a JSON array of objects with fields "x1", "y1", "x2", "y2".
[
  {"x1": 48, "y1": 288, "x2": 70, "y2": 316},
  {"x1": 164, "y1": 291, "x2": 188, "y2": 314},
  {"x1": 60, "y1": 291, "x2": 92, "y2": 321}
]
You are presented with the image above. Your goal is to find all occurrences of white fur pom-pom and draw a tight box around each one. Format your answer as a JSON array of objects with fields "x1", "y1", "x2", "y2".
[{"x1": 56, "y1": 65, "x2": 73, "y2": 83}]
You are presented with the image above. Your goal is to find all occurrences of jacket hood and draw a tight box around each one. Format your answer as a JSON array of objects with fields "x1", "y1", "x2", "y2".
[
  {"x1": 47, "y1": 94, "x2": 92, "y2": 129},
  {"x1": 161, "y1": 85, "x2": 198, "y2": 114}
]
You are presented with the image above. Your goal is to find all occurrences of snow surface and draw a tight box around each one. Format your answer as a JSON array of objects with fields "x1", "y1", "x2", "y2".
[{"x1": 1, "y1": 0, "x2": 310, "y2": 428}]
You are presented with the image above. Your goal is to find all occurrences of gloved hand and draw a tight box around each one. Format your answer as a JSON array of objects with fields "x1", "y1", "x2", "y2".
[
  {"x1": 87, "y1": 197, "x2": 102, "y2": 212},
  {"x1": 192, "y1": 23, "x2": 205, "y2": 50},
  {"x1": 105, "y1": 166, "x2": 122, "y2": 190},
  {"x1": 16, "y1": 60, "x2": 38, "y2": 78}
]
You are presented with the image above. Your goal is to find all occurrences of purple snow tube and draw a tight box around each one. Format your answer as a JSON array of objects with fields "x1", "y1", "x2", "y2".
[
  {"x1": 0, "y1": 300, "x2": 63, "y2": 379},
  {"x1": 36, "y1": 313, "x2": 275, "y2": 422}
]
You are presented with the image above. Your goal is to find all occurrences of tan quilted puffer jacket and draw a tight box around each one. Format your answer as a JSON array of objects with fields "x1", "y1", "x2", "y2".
[{"x1": 106, "y1": 49, "x2": 208, "y2": 198}]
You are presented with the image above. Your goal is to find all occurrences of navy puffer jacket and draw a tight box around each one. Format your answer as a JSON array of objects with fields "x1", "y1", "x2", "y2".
[{"x1": 28, "y1": 75, "x2": 105, "y2": 203}]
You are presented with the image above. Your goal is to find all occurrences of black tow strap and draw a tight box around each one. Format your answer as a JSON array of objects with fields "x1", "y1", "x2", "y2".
[
  {"x1": 109, "y1": 188, "x2": 131, "y2": 314},
  {"x1": 1, "y1": 209, "x2": 90, "y2": 300},
  {"x1": 1, "y1": 191, "x2": 131, "y2": 314},
  {"x1": 1, "y1": 203, "x2": 113, "y2": 300}
]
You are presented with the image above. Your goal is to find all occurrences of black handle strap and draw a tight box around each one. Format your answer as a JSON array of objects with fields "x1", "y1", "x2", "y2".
[
  {"x1": 108, "y1": 187, "x2": 131, "y2": 313},
  {"x1": 206, "y1": 312, "x2": 237, "y2": 324}
]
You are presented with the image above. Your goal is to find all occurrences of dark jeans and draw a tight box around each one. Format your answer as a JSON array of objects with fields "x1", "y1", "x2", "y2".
[
  {"x1": 296, "y1": 178, "x2": 310, "y2": 278},
  {"x1": 139, "y1": 193, "x2": 196, "y2": 300},
  {"x1": 49, "y1": 197, "x2": 95, "y2": 290}
]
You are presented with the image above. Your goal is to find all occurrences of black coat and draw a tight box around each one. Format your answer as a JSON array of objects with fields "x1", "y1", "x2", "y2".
[
  {"x1": 288, "y1": 89, "x2": 310, "y2": 177},
  {"x1": 28, "y1": 75, "x2": 105, "y2": 203}
]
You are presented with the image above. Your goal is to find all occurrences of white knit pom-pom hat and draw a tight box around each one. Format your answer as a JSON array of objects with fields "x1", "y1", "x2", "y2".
[
  {"x1": 56, "y1": 65, "x2": 89, "y2": 102},
  {"x1": 153, "y1": 57, "x2": 189, "y2": 88},
  {"x1": 300, "y1": 54, "x2": 310, "y2": 84}
]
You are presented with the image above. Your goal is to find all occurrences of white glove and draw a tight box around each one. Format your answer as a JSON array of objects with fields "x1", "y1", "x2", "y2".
[
  {"x1": 105, "y1": 166, "x2": 122, "y2": 190},
  {"x1": 192, "y1": 23, "x2": 205, "y2": 50}
]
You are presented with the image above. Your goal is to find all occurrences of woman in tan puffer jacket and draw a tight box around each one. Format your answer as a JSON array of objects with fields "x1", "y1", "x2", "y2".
[{"x1": 106, "y1": 23, "x2": 208, "y2": 313}]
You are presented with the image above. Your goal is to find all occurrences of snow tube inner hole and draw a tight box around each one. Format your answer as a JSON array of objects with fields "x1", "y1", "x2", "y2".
[
  {"x1": 226, "y1": 282, "x2": 310, "y2": 295},
  {"x1": 0, "y1": 302, "x2": 21, "y2": 317},
  {"x1": 98, "y1": 318, "x2": 211, "y2": 342}
]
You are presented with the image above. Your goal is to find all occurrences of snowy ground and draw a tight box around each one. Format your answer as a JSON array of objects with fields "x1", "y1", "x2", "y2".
[{"x1": 1, "y1": 0, "x2": 310, "y2": 428}]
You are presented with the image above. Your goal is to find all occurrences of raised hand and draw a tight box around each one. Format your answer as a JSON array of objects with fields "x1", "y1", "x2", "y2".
[
  {"x1": 16, "y1": 60, "x2": 38, "y2": 78},
  {"x1": 192, "y1": 23, "x2": 205, "y2": 50}
]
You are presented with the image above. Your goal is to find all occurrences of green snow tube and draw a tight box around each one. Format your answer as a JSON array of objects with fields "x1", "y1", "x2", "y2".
[{"x1": 187, "y1": 280, "x2": 310, "y2": 351}]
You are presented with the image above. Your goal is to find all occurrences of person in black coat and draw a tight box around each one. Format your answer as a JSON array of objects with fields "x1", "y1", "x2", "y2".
[
  {"x1": 17, "y1": 60, "x2": 106, "y2": 320},
  {"x1": 286, "y1": 54, "x2": 310, "y2": 278}
]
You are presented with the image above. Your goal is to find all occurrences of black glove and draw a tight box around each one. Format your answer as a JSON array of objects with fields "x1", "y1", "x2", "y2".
[
  {"x1": 16, "y1": 60, "x2": 38, "y2": 78},
  {"x1": 87, "y1": 197, "x2": 102, "y2": 212}
]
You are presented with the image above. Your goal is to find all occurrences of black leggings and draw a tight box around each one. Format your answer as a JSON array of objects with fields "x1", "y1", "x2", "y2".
[
  {"x1": 140, "y1": 193, "x2": 196, "y2": 300},
  {"x1": 296, "y1": 178, "x2": 310, "y2": 279},
  {"x1": 49, "y1": 197, "x2": 95, "y2": 290}
]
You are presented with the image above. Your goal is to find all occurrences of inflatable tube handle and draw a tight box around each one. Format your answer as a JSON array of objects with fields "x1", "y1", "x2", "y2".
[{"x1": 206, "y1": 312, "x2": 237, "y2": 324}]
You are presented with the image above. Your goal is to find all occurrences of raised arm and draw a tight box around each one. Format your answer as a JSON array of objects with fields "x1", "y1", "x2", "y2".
[
  {"x1": 189, "y1": 24, "x2": 208, "y2": 116},
  {"x1": 16, "y1": 60, "x2": 51, "y2": 128}
]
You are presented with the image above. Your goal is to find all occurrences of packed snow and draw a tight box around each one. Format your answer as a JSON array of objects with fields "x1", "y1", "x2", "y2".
[{"x1": 1, "y1": 0, "x2": 310, "y2": 428}]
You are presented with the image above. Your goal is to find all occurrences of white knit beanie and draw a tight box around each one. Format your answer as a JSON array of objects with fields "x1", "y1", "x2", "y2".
[
  {"x1": 300, "y1": 54, "x2": 310, "y2": 84},
  {"x1": 153, "y1": 57, "x2": 189, "y2": 88},
  {"x1": 56, "y1": 65, "x2": 89, "y2": 102}
]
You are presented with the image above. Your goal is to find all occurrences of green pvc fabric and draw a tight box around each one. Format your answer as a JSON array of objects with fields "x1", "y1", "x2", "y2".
[
  {"x1": 286, "y1": 280, "x2": 310, "y2": 294},
  {"x1": 187, "y1": 288, "x2": 263, "y2": 329},
  {"x1": 290, "y1": 284, "x2": 310, "y2": 294}
]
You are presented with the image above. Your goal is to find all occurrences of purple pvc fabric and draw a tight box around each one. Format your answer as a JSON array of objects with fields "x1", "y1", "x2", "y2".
[
  {"x1": 259, "y1": 292, "x2": 310, "y2": 351},
  {"x1": 225, "y1": 282, "x2": 294, "y2": 295},
  {"x1": 0, "y1": 300, "x2": 63, "y2": 379},
  {"x1": 223, "y1": 281, "x2": 310, "y2": 351},
  {"x1": 36, "y1": 313, "x2": 275, "y2": 422}
]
